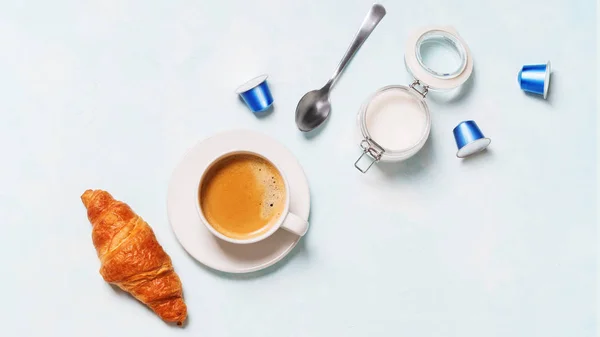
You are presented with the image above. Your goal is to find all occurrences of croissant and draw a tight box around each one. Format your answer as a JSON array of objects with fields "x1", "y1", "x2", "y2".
[{"x1": 81, "y1": 189, "x2": 187, "y2": 325}]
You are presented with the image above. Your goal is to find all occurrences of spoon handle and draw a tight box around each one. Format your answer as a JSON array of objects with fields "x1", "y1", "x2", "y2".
[{"x1": 326, "y1": 4, "x2": 386, "y2": 89}]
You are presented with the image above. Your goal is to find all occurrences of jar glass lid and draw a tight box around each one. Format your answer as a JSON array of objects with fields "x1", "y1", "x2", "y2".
[
  {"x1": 416, "y1": 30, "x2": 467, "y2": 79},
  {"x1": 404, "y1": 26, "x2": 473, "y2": 91}
]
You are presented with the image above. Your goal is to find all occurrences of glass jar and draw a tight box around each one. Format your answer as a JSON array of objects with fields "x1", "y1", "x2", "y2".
[{"x1": 355, "y1": 26, "x2": 474, "y2": 173}]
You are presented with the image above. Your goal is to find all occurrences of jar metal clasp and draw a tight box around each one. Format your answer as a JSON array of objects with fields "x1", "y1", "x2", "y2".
[
  {"x1": 409, "y1": 79, "x2": 429, "y2": 98},
  {"x1": 354, "y1": 138, "x2": 385, "y2": 173}
]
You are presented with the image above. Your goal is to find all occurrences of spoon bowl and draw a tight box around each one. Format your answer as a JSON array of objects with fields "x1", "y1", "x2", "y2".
[{"x1": 295, "y1": 87, "x2": 332, "y2": 132}]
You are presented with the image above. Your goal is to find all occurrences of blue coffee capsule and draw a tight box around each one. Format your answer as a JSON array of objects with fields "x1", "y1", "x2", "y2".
[
  {"x1": 453, "y1": 120, "x2": 491, "y2": 158},
  {"x1": 236, "y1": 75, "x2": 274, "y2": 113},
  {"x1": 518, "y1": 61, "x2": 551, "y2": 99}
]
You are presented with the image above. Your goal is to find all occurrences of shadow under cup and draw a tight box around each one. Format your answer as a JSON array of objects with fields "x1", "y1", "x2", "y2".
[{"x1": 197, "y1": 151, "x2": 291, "y2": 244}]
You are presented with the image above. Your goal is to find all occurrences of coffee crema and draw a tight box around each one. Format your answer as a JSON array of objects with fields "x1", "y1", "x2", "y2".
[{"x1": 199, "y1": 153, "x2": 286, "y2": 240}]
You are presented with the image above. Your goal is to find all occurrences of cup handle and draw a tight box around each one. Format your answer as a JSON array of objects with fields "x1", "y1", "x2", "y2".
[{"x1": 280, "y1": 212, "x2": 309, "y2": 236}]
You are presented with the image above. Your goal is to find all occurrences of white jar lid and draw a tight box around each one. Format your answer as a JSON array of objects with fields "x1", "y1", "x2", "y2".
[{"x1": 404, "y1": 26, "x2": 474, "y2": 91}]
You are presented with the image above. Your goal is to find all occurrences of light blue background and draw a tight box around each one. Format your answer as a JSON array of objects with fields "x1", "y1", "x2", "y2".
[{"x1": 0, "y1": 0, "x2": 596, "y2": 336}]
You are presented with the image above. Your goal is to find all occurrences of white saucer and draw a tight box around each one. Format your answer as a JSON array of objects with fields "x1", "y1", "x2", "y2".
[{"x1": 167, "y1": 129, "x2": 310, "y2": 273}]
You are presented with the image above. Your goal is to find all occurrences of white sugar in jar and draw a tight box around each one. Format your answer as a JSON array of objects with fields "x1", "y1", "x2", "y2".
[
  {"x1": 356, "y1": 86, "x2": 431, "y2": 167},
  {"x1": 354, "y1": 26, "x2": 473, "y2": 173},
  {"x1": 365, "y1": 87, "x2": 430, "y2": 153}
]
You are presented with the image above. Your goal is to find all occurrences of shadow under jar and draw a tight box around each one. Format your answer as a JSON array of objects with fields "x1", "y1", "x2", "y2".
[{"x1": 354, "y1": 26, "x2": 474, "y2": 173}]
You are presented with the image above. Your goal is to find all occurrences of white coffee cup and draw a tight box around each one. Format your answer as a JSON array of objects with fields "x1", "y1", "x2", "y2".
[{"x1": 196, "y1": 150, "x2": 309, "y2": 244}]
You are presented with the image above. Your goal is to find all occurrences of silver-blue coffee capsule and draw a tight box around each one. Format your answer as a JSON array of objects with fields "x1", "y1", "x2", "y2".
[
  {"x1": 236, "y1": 75, "x2": 274, "y2": 113},
  {"x1": 453, "y1": 120, "x2": 491, "y2": 158},
  {"x1": 518, "y1": 61, "x2": 551, "y2": 99}
]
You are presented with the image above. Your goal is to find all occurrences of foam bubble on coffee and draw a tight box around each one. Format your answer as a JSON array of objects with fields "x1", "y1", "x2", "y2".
[{"x1": 250, "y1": 159, "x2": 285, "y2": 220}]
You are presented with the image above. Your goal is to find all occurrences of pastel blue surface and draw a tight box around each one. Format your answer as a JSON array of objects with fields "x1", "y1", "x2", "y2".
[
  {"x1": 0, "y1": 0, "x2": 596, "y2": 337},
  {"x1": 453, "y1": 120, "x2": 486, "y2": 150},
  {"x1": 518, "y1": 63, "x2": 550, "y2": 97},
  {"x1": 239, "y1": 79, "x2": 274, "y2": 112}
]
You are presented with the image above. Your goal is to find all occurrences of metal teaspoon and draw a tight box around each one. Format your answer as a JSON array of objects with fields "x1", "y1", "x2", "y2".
[{"x1": 295, "y1": 4, "x2": 386, "y2": 132}]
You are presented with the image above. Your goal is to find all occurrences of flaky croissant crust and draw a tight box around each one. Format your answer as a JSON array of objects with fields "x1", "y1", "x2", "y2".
[{"x1": 81, "y1": 189, "x2": 187, "y2": 325}]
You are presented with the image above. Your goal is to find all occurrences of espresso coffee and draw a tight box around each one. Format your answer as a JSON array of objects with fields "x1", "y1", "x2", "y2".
[{"x1": 199, "y1": 153, "x2": 286, "y2": 240}]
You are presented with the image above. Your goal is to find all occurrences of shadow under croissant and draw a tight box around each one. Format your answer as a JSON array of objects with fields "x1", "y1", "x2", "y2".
[{"x1": 108, "y1": 284, "x2": 188, "y2": 327}]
